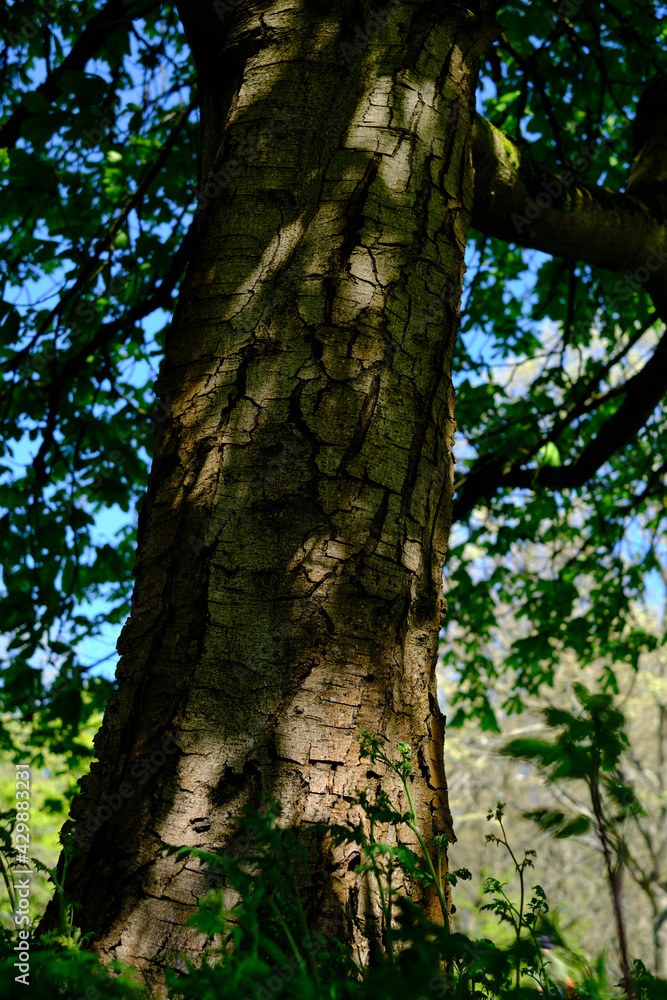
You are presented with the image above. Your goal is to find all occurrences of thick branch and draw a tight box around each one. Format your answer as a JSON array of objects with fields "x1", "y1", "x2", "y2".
[
  {"x1": 471, "y1": 114, "x2": 667, "y2": 283},
  {"x1": 455, "y1": 88, "x2": 667, "y2": 519}
]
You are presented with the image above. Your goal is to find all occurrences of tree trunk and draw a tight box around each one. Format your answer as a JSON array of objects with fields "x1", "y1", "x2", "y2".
[{"x1": 44, "y1": 1, "x2": 489, "y2": 988}]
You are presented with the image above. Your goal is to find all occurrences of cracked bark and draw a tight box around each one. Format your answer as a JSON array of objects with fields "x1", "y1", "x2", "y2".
[{"x1": 41, "y1": 1, "x2": 491, "y2": 991}]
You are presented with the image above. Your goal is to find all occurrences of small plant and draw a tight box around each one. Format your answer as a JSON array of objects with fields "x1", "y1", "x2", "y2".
[
  {"x1": 325, "y1": 730, "x2": 473, "y2": 963},
  {"x1": 0, "y1": 817, "x2": 145, "y2": 998},
  {"x1": 500, "y1": 684, "x2": 656, "y2": 1000},
  {"x1": 0, "y1": 808, "x2": 22, "y2": 920},
  {"x1": 163, "y1": 737, "x2": 508, "y2": 998},
  {"x1": 482, "y1": 802, "x2": 550, "y2": 993},
  {"x1": 33, "y1": 834, "x2": 92, "y2": 950},
  {"x1": 629, "y1": 958, "x2": 666, "y2": 1000},
  {"x1": 0, "y1": 921, "x2": 146, "y2": 999},
  {"x1": 165, "y1": 798, "x2": 357, "y2": 999},
  {"x1": 357, "y1": 731, "x2": 458, "y2": 925}
]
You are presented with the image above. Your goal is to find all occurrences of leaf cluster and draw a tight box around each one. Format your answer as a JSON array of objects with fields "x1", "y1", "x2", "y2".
[
  {"x1": 0, "y1": 1, "x2": 197, "y2": 764},
  {"x1": 443, "y1": 0, "x2": 667, "y2": 727}
]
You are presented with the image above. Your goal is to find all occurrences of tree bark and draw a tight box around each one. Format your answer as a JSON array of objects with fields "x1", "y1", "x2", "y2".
[
  {"x1": 42, "y1": 1, "x2": 491, "y2": 989},
  {"x1": 471, "y1": 113, "x2": 667, "y2": 284}
]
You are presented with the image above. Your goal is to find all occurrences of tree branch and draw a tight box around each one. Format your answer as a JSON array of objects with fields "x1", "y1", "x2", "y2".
[
  {"x1": 455, "y1": 81, "x2": 667, "y2": 518},
  {"x1": 453, "y1": 315, "x2": 667, "y2": 520},
  {"x1": 471, "y1": 113, "x2": 667, "y2": 280},
  {"x1": 0, "y1": 0, "x2": 159, "y2": 150}
]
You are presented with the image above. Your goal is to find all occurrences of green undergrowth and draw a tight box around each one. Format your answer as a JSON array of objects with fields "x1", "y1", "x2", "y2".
[{"x1": 1, "y1": 687, "x2": 666, "y2": 999}]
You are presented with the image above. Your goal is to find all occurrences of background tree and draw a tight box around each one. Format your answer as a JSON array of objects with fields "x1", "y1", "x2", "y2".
[
  {"x1": 1, "y1": 0, "x2": 667, "y2": 990},
  {"x1": 442, "y1": 611, "x2": 667, "y2": 979}
]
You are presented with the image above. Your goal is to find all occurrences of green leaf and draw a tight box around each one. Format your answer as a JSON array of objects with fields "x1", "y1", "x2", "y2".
[{"x1": 537, "y1": 441, "x2": 561, "y2": 467}]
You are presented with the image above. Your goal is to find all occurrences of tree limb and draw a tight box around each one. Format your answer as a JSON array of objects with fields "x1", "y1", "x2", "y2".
[
  {"x1": 471, "y1": 113, "x2": 667, "y2": 281},
  {"x1": 453, "y1": 316, "x2": 667, "y2": 520},
  {"x1": 456, "y1": 83, "x2": 667, "y2": 518}
]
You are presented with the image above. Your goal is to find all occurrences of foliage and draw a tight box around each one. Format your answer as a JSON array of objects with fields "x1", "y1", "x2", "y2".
[
  {"x1": 131, "y1": 736, "x2": 600, "y2": 998},
  {"x1": 345, "y1": 730, "x2": 455, "y2": 932},
  {"x1": 0, "y1": 937, "x2": 147, "y2": 1000},
  {"x1": 501, "y1": 685, "x2": 649, "y2": 999},
  {"x1": 482, "y1": 803, "x2": 549, "y2": 992},
  {"x1": 0, "y1": 713, "x2": 96, "y2": 926},
  {"x1": 2, "y1": 728, "x2": 660, "y2": 998},
  {"x1": 439, "y1": 601, "x2": 667, "y2": 971},
  {"x1": 0, "y1": 726, "x2": 662, "y2": 996},
  {"x1": 0, "y1": 0, "x2": 197, "y2": 766},
  {"x1": 164, "y1": 800, "x2": 357, "y2": 999},
  {"x1": 441, "y1": 0, "x2": 667, "y2": 729},
  {"x1": 2, "y1": 1, "x2": 667, "y2": 991},
  {"x1": 159, "y1": 723, "x2": 667, "y2": 998}
]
